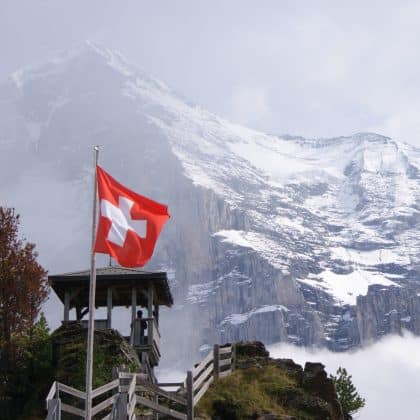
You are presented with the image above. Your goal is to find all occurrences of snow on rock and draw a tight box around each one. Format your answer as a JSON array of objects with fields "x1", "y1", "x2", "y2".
[
  {"x1": 298, "y1": 269, "x2": 399, "y2": 306},
  {"x1": 2, "y1": 43, "x2": 420, "y2": 349},
  {"x1": 214, "y1": 230, "x2": 293, "y2": 273},
  {"x1": 330, "y1": 247, "x2": 410, "y2": 267},
  {"x1": 221, "y1": 305, "x2": 289, "y2": 326}
]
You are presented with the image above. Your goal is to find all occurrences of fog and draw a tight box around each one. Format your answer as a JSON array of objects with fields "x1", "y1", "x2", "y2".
[
  {"x1": 156, "y1": 334, "x2": 420, "y2": 419},
  {"x1": 268, "y1": 333, "x2": 420, "y2": 420},
  {"x1": 2, "y1": 1, "x2": 420, "y2": 144}
]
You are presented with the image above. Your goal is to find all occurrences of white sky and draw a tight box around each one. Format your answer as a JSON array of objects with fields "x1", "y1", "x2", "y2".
[
  {"x1": 158, "y1": 333, "x2": 420, "y2": 420},
  {"x1": 1, "y1": 0, "x2": 420, "y2": 145},
  {"x1": 268, "y1": 333, "x2": 420, "y2": 420}
]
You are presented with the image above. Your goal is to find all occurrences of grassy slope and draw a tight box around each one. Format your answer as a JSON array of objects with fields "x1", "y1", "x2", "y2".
[{"x1": 196, "y1": 343, "x2": 343, "y2": 420}]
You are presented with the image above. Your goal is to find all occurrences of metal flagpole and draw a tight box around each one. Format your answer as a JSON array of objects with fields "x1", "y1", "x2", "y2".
[{"x1": 85, "y1": 145, "x2": 99, "y2": 419}]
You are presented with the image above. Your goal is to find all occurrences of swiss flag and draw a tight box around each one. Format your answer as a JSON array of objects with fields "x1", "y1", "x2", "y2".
[{"x1": 94, "y1": 166, "x2": 170, "y2": 267}]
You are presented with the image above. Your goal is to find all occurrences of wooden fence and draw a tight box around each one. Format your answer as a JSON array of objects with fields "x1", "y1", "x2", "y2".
[
  {"x1": 45, "y1": 343, "x2": 235, "y2": 419},
  {"x1": 46, "y1": 378, "x2": 119, "y2": 419},
  {"x1": 185, "y1": 343, "x2": 235, "y2": 419}
]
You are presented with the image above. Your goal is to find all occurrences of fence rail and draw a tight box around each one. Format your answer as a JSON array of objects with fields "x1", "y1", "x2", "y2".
[
  {"x1": 45, "y1": 343, "x2": 235, "y2": 419},
  {"x1": 127, "y1": 375, "x2": 136, "y2": 420},
  {"x1": 186, "y1": 343, "x2": 236, "y2": 419},
  {"x1": 45, "y1": 378, "x2": 118, "y2": 420}
]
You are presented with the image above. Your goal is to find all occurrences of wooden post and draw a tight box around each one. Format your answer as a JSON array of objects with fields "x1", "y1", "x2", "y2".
[
  {"x1": 63, "y1": 291, "x2": 70, "y2": 322},
  {"x1": 213, "y1": 344, "x2": 220, "y2": 380},
  {"x1": 155, "y1": 395, "x2": 160, "y2": 420},
  {"x1": 147, "y1": 285, "x2": 154, "y2": 318},
  {"x1": 186, "y1": 370, "x2": 194, "y2": 420},
  {"x1": 232, "y1": 343, "x2": 236, "y2": 371},
  {"x1": 56, "y1": 399, "x2": 61, "y2": 420},
  {"x1": 116, "y1": 367, "x2": 128, "y2": 420},
  {"x1": 56, "y1": 381, "x2": 61, "y2": 420},
  {"x1": 107, "y1": 287, "x2": 112, "y2": 329},
  {"x1": 154, "y1": 302, "x2": 159, "y2": 324},
  {"x1": 147, "y1": 285, "x2": 153, "y2": 345},
  {"x1": 130, "y1": 286, "x2": 136, "y2": 346},
  {"x1": 147, "y1": 285, "x2": 155, "y2": 375}
]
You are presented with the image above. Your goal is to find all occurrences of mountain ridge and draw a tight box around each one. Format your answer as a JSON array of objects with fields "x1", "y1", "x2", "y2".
[{"x1": 1, "y1": 43, "x2": 420, "y2": 360}]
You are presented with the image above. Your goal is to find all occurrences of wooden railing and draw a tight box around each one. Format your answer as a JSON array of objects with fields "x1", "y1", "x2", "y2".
[
  {"x1": 185, "y1": 343, "x2": 236, "y2": 419},
  {"x1": 132, "y1": 317, "x2": 161, "y2": 365},
  {"x1": 119, "y1": 371, "x2": 188, "y2": 420},
  {"x1": 45, "y1": 379, "x2": 119, "y2": 419},
  {"x1": 127, "y1": 375, "x2": 136, "y2": 420},
  {"x1": 45, "y1": 343, "x2": 235, "y2": 420},
  {"x1": 148, "y1": 317, "x2": 161, "y2": 356}
]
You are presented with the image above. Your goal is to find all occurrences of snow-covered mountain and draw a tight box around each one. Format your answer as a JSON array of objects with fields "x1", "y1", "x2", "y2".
[{"x1": 2, "y1": 42, "x2": 420, "y2": 360}]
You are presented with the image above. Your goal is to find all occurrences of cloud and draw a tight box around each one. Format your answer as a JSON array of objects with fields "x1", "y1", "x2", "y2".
[
  {"x1": 229, "y1": 86, "x2": 271, "y2": 129},
  {"x1": 268, "y1": 333, "x2": 420, "y2": 420},
  {"x1": 154, "y1": 333, "x2": 420, "y2": 419},
  {"x1": 2, "y1": 1, "x2": 420, "y2": 144}
]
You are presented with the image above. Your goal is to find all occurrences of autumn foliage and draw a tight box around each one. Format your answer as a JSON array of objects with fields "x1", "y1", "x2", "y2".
[
  {"x1": 0, "y1": 207, "x2": 50, "y2": 417},
  {"x1": 0, "y1": 206, "x2": 48, "y2": 346}
]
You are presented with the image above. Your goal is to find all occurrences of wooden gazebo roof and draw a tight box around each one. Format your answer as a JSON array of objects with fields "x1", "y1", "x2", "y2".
[{"x1": 49, "y1": 266, "x2": 173, "y2": 308}]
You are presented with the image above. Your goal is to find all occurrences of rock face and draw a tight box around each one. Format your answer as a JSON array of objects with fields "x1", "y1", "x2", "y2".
[
  {"x1": 1, "y1": 43, "x2": 420, "y2": 362},
  {"x1": 356, "y1": 285, "x2": 420, "y2": 345},
  {"x1": 51, "y1": 322, "x2": 140, "y2": 390},
  {"x1": 197, "y1": 341, "x2": 345, "y2": 420}
]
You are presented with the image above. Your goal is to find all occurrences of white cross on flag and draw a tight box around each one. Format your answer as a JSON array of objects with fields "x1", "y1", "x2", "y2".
[{"x1": 94, "y1": 166, "x2": 170, "y2": 267}]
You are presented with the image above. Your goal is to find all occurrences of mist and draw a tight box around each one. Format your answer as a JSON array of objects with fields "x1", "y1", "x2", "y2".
[
  {"x1": 268, "y1": 333, "x2": 420, "y2": 420},
  {"x1": 156, "y1": 333, "x2": 420, "y2": 419},
  {"x1": 2, "y1": 1, "x2": 420, "y2": 144}
]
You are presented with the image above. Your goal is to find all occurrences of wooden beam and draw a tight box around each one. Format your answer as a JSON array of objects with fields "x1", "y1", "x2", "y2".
[
  {"x1": 147, "y1": 285, "x2": 154, "y2": 318},
  {"x1": 186, "y1": 371, "x2": 194, "y2": 420},
  {"x1": 130, "y1": 286, "x2": 136, "y2": 346},
  {"x1": 107, "y1": 287, "x2": 112, "y2": 329},
  {"x1": 136, "y1": 380, "x2": 187, "y2": 406},
  {"x1": 136, "y1": 395, "x2": 187, "y2": 420},
  {"x1": 213, "y1": 344, "x2": 220, "y2": 380},
  {"x1": 69, "y1": 287, "x2": 83, "y2": 301},
  {"x1": 194, "y1": 375, "x2": 214, "y2": 405},
  {"x1": 64, "y1": 291, "x2": 70, "y2": 322},
  {"x1": 110, "y1": 287, "x2": 120, "y2": 306},
  {"x1": 61, "y1": 402, "x2": 85, "y2": 417},
  {"x1": 147, "y1": 285, "x2": 155, "y2": 362},
  {"x1": 58, "y1": 382, "x2": 86, "y2": 400},
  {"x1": 154, "y1": 302, "x2": 159, "y2": 324}
]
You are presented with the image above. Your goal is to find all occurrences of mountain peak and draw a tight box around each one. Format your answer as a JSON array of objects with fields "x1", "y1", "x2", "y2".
[
  {"x1": 8, "y1": 41, "x2": 144, "y2": 91},
  {"x1": 2, "y1": 46, "x2": 420, "y2": 354},
  {"x1": 351, "y1": 132, "x2": 391, "y2": 143}
]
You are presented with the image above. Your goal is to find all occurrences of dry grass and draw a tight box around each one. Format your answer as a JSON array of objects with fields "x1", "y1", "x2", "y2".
[{"x1": 196, "y1": 364, "x2": 297, "y2": 419}]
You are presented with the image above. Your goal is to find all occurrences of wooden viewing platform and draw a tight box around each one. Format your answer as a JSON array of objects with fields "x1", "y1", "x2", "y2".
[
  {"x1": 45, "y1": 344, "x2": 236, "y2": 419},
  {"x1": 46, "y1": 266, "x2": 236, "y2": 419},
  {"x1": 49, "y1": 266, "x2": 173, "y2": 368}
]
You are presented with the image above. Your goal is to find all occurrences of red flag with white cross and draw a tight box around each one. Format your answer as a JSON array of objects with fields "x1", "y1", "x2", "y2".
[{"x1": 94, "y1": 166, "x2": 170, "y2": 267}]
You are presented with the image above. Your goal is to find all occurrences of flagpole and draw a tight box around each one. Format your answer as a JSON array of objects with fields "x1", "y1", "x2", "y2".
[{"x1": 85, "y1": 145, "x2": 99, "y2": 419}]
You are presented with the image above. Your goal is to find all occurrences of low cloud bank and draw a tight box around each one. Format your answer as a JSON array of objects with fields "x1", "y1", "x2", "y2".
[
  {"x1": 268, "y1": 333, "x2": 420, "y2": 420},
  {"x1": 157, "y1": 334, "x2": 420, "y2": 419}
]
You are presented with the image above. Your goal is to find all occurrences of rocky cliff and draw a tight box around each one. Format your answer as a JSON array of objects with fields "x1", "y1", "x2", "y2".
[
  {"x1": 197, "y1": 341, "x2": 345, "y2": 420},
  {"x1": 1, "y1": 43, "x2": 420, "y2": 362}
]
